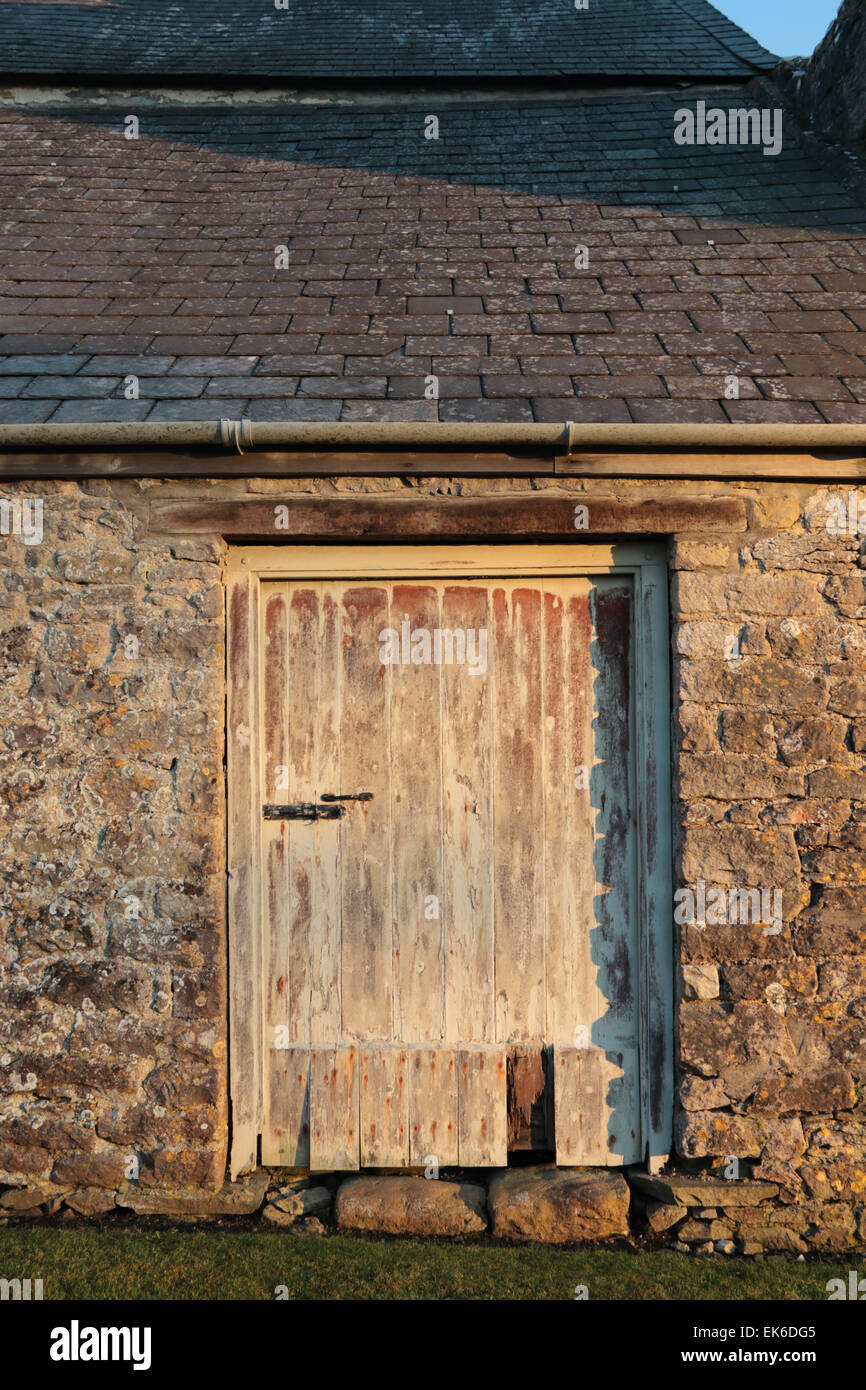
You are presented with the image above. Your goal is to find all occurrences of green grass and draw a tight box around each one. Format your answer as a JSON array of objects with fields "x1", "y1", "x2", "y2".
[{"x1": 0, "y1": 1225, "x2": 855, "y2": 1300}]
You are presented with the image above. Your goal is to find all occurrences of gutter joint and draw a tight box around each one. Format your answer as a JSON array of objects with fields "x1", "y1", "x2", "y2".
[{"x1": 219, "y1": 418, "x2": 254, "y2": 454}]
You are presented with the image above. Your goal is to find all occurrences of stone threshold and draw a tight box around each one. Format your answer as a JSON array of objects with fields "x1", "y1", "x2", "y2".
[{"x1": 6, "y1": 1164, "x2": 864, "y2": 1253}]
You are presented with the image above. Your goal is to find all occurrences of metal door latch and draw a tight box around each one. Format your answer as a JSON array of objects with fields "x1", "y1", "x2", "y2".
[
  {"x1": 320, "y1": 792, "x2": 373, "y2": 803},
  {"x1": 262, "y1": 793, "x2": 372, "y2": 821},
  {"x1": 262, "y1": 802, "x2": 344, "y2": 821}
]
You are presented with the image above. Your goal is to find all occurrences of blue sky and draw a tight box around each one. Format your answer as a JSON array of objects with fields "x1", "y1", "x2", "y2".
[{"x1": 713, "y1": 0, "x2": 840, "y2": 58}]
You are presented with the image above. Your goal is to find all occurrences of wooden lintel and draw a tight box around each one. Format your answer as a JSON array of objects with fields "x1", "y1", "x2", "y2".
[
  {"x1": 0, "y1": 449, "x2": 551, "y2": 479},
  {"x1": 150, "y1": 494, "x2": 747, "y2": 540},
  {"x1": 0, "y1": 447, "x2": 864, "y2": 481},
  {"x1": 556, "y1": 451, "x2": 866, "y2": 479}
]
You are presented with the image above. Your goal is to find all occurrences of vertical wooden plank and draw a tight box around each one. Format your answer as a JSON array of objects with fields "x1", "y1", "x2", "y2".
[
  {"x1": 408, "y1": 1048, "x2": 458, "y2": 1168},
  {"x1": 260, "y1": 582, "x2": 291, "y2": 1164},
  {"x1": 360, "y1": 1047, "x2": 409, "y2": 1167},
  {"x1": 542, "y1": 579, "x2": 593, "y2": 1047},
  {"x1": 441, "y1": 583, "x2": 493, "y2": 1045},
  {"x1": 310, "y1": 1045, "x2": 359, "y2": 1170},
  {"x1": 506, "y1": 1044, "x2": 550, "y2": 1150},
  {"x1": 554, "y1": 1044, "x2": 638, "y2": 1166},
  {"x1": 565, "y1": 579, "x2": 606, "y2": 1159},
  {"x1": 555, "y1": 1046, "x2": 605, "y2": 1166},
  {"x1": 457, "y1": 1049, "x2": 507, "y2": 1166},
  {"x1": 564, "y1": 580, "x2": 598, "y2": 1052},
  {"x1": 287, "y1": 586, "x2": 321, "y2": 1046},
  {"x1": 227, "y1": 564, "x2": 260, "y2": 1178},
  {"x1": 339, "y1": 586, "x2": 392, "y2": 1042},
  {"x1": 264, "y1": 1046, "x2": 310, "y2": 1168},
  {"x1": 491, "y1": 583, "x2": 545, "y2": 1042},
  {"x1": 390, "y1": 583, "x2": 443, "y2": 1043},
  {"x1": 309, "y1": 584, "x2": 342, "y2": 1046},
  {"x1": 550, "y1": 579, "x2": 641, "y2": 1165}
]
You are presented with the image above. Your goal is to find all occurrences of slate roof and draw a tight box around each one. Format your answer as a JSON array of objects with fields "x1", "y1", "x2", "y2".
[
  {"x1": 0, "y1": 0, "x2": 778, "y2": 78},
  {"x1": 1, "y1": 92, "x2": 865, "y2": 426}
]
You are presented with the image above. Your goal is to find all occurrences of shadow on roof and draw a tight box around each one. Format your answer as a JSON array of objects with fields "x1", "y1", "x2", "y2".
[{"x1": 13, "y1": 94, "x2": 866, "y2": 234}]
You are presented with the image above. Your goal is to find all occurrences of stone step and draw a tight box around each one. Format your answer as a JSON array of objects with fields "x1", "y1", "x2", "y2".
[
  {"x1": 335, "y1": 1176, "x2": 487, "y2": 1237},
  {"x1": 628, "y1": 1173, "x2": 779, "y2": 1207},
  {"x1": 489, "y1": 1165, "x2": 630, "y2": 1243}
]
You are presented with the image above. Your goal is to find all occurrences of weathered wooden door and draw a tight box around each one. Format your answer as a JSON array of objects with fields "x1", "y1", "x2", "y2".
[{"x1": 254, "y1": 570, "x2": 642, "y2": 1170}]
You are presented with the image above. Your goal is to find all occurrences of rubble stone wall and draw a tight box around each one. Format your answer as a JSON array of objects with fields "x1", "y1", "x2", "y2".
[
  {"x1": 0, "y1": 478, "x2": 227, "y2": 1197},
  {"x1": 774, "y1": 0, "x2": 866, "y2": 156},
  {"x1": 1, "y1": 471, "x2": 864, "y2": 1250}
]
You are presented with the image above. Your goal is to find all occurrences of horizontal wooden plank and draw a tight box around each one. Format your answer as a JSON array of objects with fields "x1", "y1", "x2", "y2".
[
  {"x1": 557, "y1": 452, "x2": 866, "y2": 480},
  {"x1": 150, "y1": 494, "x2": 747, "y2": 539},
  {"x1": 1, "y1": 449, "x2": 865, "y2": 482},
  {"x1": 0, "y1": 450, "x2": 551, "y2": 478}
]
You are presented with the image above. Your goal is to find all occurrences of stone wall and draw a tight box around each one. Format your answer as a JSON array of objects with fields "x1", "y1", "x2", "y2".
[
  {"x1": 670, "y1": 487, "x2": 866, "y2": 1251},
  {"x1": 1, "y1": 470, "x2": 864, "y2": 1249},
  {"x1": 0, "y1": 479, "x2": 228, "y2": 1197},
  {"x1": 774, "y1": 0, "x2": 866, "y2": 156}
]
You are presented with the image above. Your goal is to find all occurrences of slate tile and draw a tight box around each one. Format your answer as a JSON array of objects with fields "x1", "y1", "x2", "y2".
[
  {"x1": 0, "y1": 400, "x2": 58, "y2": 422},
  {"x1": 47, "y1": 400, "x2": 153, "y2": 422}
]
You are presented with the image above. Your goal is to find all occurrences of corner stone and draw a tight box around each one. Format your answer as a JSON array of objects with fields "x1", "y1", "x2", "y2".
[
  {"x1": 488, "y1": 1166, "x2": 630, "y2": 1243},
  {"x1": 335, "y1": 1176, "x2": 487, "y2": 1237}
]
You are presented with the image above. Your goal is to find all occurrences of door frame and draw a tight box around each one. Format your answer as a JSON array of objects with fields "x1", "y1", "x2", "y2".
[{"x1": 225, "y1": 541, "x2": 673, "y2": 1177}]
